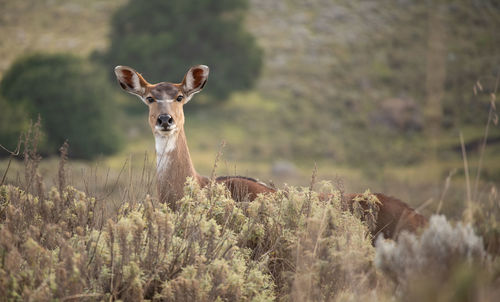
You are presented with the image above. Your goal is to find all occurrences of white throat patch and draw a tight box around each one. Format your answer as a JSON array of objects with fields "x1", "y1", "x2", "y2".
[{"x1": 155, "y1": 134, "x2": 177, "y2": 173}]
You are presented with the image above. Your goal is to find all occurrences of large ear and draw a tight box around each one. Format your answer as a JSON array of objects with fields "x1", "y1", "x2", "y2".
[
  {"x1": 114, "y1": 66, "x2": 149, "y2": 97},
  {"x1": 181, "y1": 65, "x2": 209, "y2": 99}
]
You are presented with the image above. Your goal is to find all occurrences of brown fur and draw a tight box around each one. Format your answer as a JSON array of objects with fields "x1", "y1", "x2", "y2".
[
  {"x1": 215, "y1": 176, "x2": 275, "y2": 202},
  {"x1": 115, "y1": 65, "x2": 427, "y2": 241},
  {"x1": 344, "y1": 193, "x2": 427, "y2": 239}
]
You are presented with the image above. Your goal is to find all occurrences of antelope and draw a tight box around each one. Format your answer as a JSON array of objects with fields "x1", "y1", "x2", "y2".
[{"x1": 114, "y1": 65, "x2": 426, "y2": 239}]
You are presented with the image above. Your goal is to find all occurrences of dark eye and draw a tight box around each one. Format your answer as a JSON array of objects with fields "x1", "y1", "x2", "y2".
[
  {"x1": 146, "y1": 97, "x2": 155, "y2": 104},
  {"x1": 176, "y1": 95, "x2": 184, "y2": 102}
]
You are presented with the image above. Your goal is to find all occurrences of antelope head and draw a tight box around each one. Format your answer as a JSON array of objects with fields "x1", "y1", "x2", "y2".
[{"x1": 114, "y1": 65, "x2": 209, "y2": 139}]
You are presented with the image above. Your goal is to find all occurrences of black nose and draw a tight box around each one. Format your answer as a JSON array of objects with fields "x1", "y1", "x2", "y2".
[{"x1": 157, "y1": 114, "x2": 174, "y2": 127}]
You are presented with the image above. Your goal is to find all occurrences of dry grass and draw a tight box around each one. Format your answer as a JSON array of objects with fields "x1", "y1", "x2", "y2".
[
  {"x1": 0, "y1": 125, "x2": 379, "y2": 300},
  {"x1": 1, "y1": 137, "x2": 499, "y2": 301}
]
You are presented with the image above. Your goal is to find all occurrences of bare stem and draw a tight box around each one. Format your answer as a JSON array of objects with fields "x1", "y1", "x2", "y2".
[
  {"x1": 459, "y1": 132, "x2": 472, "y2": 214},
  {"x1": 472, "y1": 73, "x2": 499, "y2": 200}
]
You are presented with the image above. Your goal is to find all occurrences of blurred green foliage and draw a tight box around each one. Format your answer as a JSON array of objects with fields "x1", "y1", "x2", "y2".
[
  {"x1": 0, "y1": 54, "x2": 123, "y2": 159},
  {"x1": 101, "y1": 0, "x2": 262, "y2": 101},
  {"x1": 0, "y1": 95, "x2": 28, "y2": 153}
]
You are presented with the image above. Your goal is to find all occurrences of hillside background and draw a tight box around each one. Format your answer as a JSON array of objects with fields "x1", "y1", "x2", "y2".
[{"x1": 1, "y1": 0, "x2": 500, "y2": 218}]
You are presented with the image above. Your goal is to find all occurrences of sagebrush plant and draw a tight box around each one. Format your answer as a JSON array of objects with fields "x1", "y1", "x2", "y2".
[
  {"x1": 0, "y1": 180, "x2": 276, "y2": 301},
  {"x1": 237, "y1": 181, "x2": 377, "y2": 301},
  {"x1": 0, "y1": 175, "x2": 381, "y2": 301},
  {"x1": 375, "y1": 215, "x2": 500, "y2": 301},
  {"x1": 351, "y1": 189, "x2": 381, "y2": 234},
  {"x1": 467, "y1": 185, "x2": 500, "y2": 256},
  {"x1": 0, "y1": 134, "x2": 381, "y2": 301},
  {"x1": 2, "y1": 124, "x2": 500, "y2": 301},
  {"x1": 375, "y1": 215, "x2": 487, "y2": 284}
]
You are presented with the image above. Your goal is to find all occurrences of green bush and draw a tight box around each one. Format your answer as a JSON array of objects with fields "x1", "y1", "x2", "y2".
[
  {"x1": 0, "y1": 53, "x2": 122, "y2": 159},
  {"x1": 0, "y1": 96, "x2": 29, "y2": 153},
  {"x1": 102, "y1": 0, "x2": 262, "y2": 101}
]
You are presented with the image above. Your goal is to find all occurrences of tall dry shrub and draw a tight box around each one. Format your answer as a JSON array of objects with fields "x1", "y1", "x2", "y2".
[
  {"x1": 0, "y1": 128, "x2": 395, "y2": 300},
  {"x1": 375, "y1": 215, "x2": 499, "y2": 301},
  {"x1": 238, "y1": 181, "x2": 377, "y2": 301},
  {"x1": 0, "y1": 179, "x2": 275, "y2": 301},
  {"x1": 0, "y1": 185, "x2": 98, "y2": 300},
  {"x1": 467, "y1": 185, "x2": 500, "y2": 256}
]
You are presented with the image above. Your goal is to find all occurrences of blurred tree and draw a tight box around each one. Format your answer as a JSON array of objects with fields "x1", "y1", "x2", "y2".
[
  {"x1": 0, "y1": 53, "x2": 123, "y2": 159},
  {"x1": 0, "y1": 95, "x2": 29, "y2": 154},
  {"x1": 102, "y1": 0, "x2": 262, "y2": 102}
]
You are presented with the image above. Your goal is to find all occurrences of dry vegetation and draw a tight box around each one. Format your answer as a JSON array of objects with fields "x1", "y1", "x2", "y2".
[{"x1": 1, "y1": 125, "x2": 499, "y2": 301}]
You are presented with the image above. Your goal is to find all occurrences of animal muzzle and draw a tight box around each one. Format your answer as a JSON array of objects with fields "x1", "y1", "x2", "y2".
[{"x1": 156, "y1": 114, "x2": 175, "y2": 131}]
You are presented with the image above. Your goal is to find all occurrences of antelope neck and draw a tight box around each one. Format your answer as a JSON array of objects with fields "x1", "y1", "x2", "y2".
[
  {"x1": 155, "y1": 132, "x2": 178, "y2": 170},
  {"x1": 154, "y1": 130, "x2": 198, "y2": 200}
]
